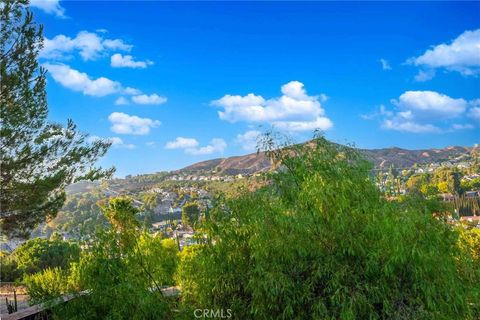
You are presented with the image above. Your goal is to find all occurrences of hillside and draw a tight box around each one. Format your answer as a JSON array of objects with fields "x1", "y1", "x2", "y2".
[{"x1": 178, "y1": 144, "x2": 477, "y2": 175}]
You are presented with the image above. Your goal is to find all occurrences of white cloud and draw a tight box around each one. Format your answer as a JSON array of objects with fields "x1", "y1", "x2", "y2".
[
  {"x1": 391, "y1": 91, "x2": 468, "y2": 120},
  {"x1": 382, "y1": 120, "x2": 440, "y2": 133},
  {"x1": 132, "y1": 94, "x2": 167, "y2": 105},
  {"x1": 380, "y1": 58, "x2": 391, "y2": 70},
  {"x1": 30, "y1": 0, "x2": 65, "y2": 17},
  {"x1": 319, "y1": 93, "x2": 329, "y2": 103},
  {"x1": 108, "y1": 112, "x2": 160, "y2": 135},
  {"x1": 469, "y1": 107, "x2": 480, "y2": 122},
  {"x1": 186, "y1": 138, "x2": 227, "y2": 155},
  {"x1": 115, "y1": 97, "x2": 129, "y2": 105},
  {"x1": 87, "y1": 136, "x2": 135, "y2": 149},
  {"x1": 43, "y1": 64, "x2": 159, "y2": 101},
  {"x1": 41, "y1": 31, "x2": 132, "y2": 61},
  {"x1": 109, "y1": 137, "x2": 136, "y2": 149},
  {"x1": 408, "y1": 29, "x2": 480, "y2": 77},
  {"x1": 43, "y1": 63, "x2": 121, "y2": 97},
  {"x1": 102, "y1": 39, "x2": 132, "y2": 51},
  {"x1": 165, "y1": 137, "x2": 199, "y2": 149},
  {"x1": 212, "y1": 81, "x2": 333, "y2": 132},
  {"x1": 274, "y1": 117, "x2": 333, "y2": 132},
  {"x1": 414, "y1": 69, "x2": 435, "y2": 82},
  {"x1": 123, "y1": 87, "x2": 142, "y2": 95},
  {"x1": 360, "y1": 104, "x2": 393, "y2": 120},
  {"x1": 450, "y1": 123, "x2": 474, "y2": 131},
  {"x1": 165, "y1": 137, "x2": 227, "y2": 155},
  {"x1": 379, "y1": 90, "x2": 477, "y2": 133},
  {"x1": 111, "y1": 54, "x2": 153, "y2": 69},
  {"x1": 236, "y1": 130, "x2": 261, "y2": 151}
]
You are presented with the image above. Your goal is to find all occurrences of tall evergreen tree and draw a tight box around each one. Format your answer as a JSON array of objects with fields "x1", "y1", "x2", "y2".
[{"x1": 0, "y1": 0, "x2": 114, "y2": 238}]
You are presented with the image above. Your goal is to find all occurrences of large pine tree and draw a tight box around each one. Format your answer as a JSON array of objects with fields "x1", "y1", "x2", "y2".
[{"x1": 0, "y1": 0, "x2": 114, "y2": 238}]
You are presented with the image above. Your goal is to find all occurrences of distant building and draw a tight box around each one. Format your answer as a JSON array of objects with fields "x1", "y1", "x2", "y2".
[{"x1": 465, "y1": 190, "x2": 480, "y2": 198}]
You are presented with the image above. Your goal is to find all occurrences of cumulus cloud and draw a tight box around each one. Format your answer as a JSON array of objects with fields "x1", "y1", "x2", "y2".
[
  {"x1": 43, "y1": 63, "x2": 162, "y2": 101},
  {"x1": 30, "y1": 0, "x2": 65, "y2": 17},
  {"x1": 382, "y1": 120, "x2": 441, "y2": 133},
  {"x1": 375, "y1": 90, "x2": 478, "y2": 133},
  {"x1": 41, "y1": 31, "x2": 132, "y2": 61},
  {"x1": 165, "y1": 137, "x2": 199, "y2": 149},
  {"x1": 408, "y1": 29, "x2": 480, "y2": 78},
  {"x1": 109, "y1": 137, "x2": 136, "y2": 149},
  {"x1": 236, "y1": 130, "x2": 261, "y2": 151},
  {"x1": 123, "y1": 87, "x2": 142, "y2": 95},
  {"x1": 115, "y1": 97, "x2": 129, "y2": 105},
  {"x1": 414, "y1": 69, "x2": 435, "y2": 82},
  {"x1": 87, "y1": 136, "x2": 135, "y2": 149},
  {"x1": 165, "y1": 137, "x2": 227, "y2": 155},
  {"x1": 43, "y1": 63, "x2": 121, "y2": 97},
  {"x1": 212, "y1": 81, "x2": 333, "y2": 132},
  {"x1": 469, "y1": 107, "x2": 480, "y2": 122},
  {"x1": 108, "y1": 112, "x2": 160, "y2": 135},
  {"x1": 391, "y1": 91, "x2": 468, "y2": 120},
  {"x1": 131, "y1": 94, "x2": 167, "y2": 105},
  {"x1": 273, "y1": 118, "x2": 333, "y2": 132},
  {"x1": 380, "y1": 58, "x2": 391, "y2": 70},
  {"x1": 450, "y1": 123, "x2": 474, "y2": 131},
  {"x1": 361, "y1": 105, "x2": 393, "y2": 120},
  {"x1": 186, "y1": 139, "x2": 227, "y2": 155},
  {"x1": 111, "y1": 54, "x2": 153, "y2": 69}
]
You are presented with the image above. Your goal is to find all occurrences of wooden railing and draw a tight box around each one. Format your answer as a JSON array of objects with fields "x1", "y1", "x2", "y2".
[{"x1": 0, "y1": 286, "x2": 180, "y2": 320}]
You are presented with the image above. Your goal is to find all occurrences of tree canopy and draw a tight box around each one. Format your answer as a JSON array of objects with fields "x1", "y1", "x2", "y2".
[
  {"x1": 176, "y1": 136, "x2": 479, "y2": 319},
  {"x1": 0, "y1": 0, "x2": 113, "y2": 237}
]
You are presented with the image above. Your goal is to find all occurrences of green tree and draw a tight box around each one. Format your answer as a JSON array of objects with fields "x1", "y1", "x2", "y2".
[
  {"x1": 462, "y1": 178, "x2": 480, "y2": 191},
  {"x1": 141, "y1": 192, "x2": 158, "y2": 213},
  {"x1": 0, "y1": 0, "x2": 113, "y2": 238},
  {"x1": 52, "y1": 197, "x2": 177, "y2": 319},
  {"x1": 12, "y1": 237, "x2": 80, "y2": 277},
  {"x1": 447, "y1": 170, "x2": 462, "y2": 195},
  {"x1": 432, "y1": 168, "x2": 463, "y2": 195},
  {"x1": 176, "y1": 136, "x2": 478, "y2": 319},
  {"x1": 24, "y1": 267, "x2": 70, "y2": 305},
  {"x1": 405, "y1": 173, "x2": 431, "y2": 195},
  {"x1": 181, "y1": 202, "x2": 200, "y2": 228}
]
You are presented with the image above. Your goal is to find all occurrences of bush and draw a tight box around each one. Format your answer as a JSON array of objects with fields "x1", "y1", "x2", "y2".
[
  {"x1": 176, "y1": 136, "x2": 479, "y2": 319},
  {"x1": 13, "y1": 238, "x2": 80, "y2": 277},
  {"x1": 0, "y1": 251, "x2": 21, "y2": 282},
  {"x1": 24, "y1": 267, "x2": 69, "y2": 305},
  {"x1": 53, "y1": 198, "x2": 177, "y2": 319}
]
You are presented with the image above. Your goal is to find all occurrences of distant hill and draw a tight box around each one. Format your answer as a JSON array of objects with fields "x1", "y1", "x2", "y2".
[
  {"x1": 178, "y1": 144, "x2": 478, "y2": 175},
  {"x1": 65, "y1": 180, "x2": 100, "y2": 194},
  {"x1": 361, "y1": 146, "x2": 476, "y2": 169},
  {"x1": 177, "y1": 153, "x2": 271, "y2": 175}
]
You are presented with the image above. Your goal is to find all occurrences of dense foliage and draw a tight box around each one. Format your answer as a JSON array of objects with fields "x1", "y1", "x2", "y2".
[
  {"x1": 0, "y1": 0, "x2": 113, "y2": 238},
  {"x1": 181, "y1": 202, "x2": 200, "y2": 228},
  {"x1": 49, "y1": 191, "x2": 107, "y2": 237},
  {"x1": 23, "y1": 266, "x2": 74, "y2": 305},
  {"x1": 26, "y1": 198, "x2": 180, "y2": 319},
  {"x1": 0, "y1": 237, "x2": 79, "y2": 282},
  {"x1": 175, "y1": 137, "x2": 480, "y2": 319}
]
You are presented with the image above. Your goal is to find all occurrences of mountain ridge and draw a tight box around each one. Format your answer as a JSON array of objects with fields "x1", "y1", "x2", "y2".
[{"x1": 176, "y1": 144, "x2": 478, "y2": 175}]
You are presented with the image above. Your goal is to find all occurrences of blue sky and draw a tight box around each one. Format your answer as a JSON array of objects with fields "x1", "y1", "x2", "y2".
[{"x1": 30, "y1": 1, "x2": 479, "y2": 176}]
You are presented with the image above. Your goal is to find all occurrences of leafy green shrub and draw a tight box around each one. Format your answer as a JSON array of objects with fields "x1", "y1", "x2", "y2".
[
  {"x1": 0, "y1": 251, "x2": 21, "y2": 282},
  {"x1": 181, "y1": 202, "x2": 200, "y2": 228},
  {"x1": 24, "y1": 267, "x2": 68, "y2": 305},
  {"x1": 13, "y1": 238, "x2": 80, "y2": 277},
  {"x1": 176, "y1": 136, "x2": 479, "y2": 319},
  {"x1": 54, "y1": 198, "x2": 177, "y2": 319}
]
